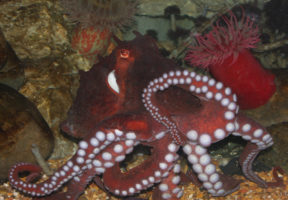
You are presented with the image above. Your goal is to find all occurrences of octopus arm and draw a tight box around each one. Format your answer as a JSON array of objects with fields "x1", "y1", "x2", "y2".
[
  {"x1": 32, "y1": 169, "x2": 96, "y2": 200},
  {"x1": 8, "y1": 114, "x2": 168, "y2": 199},
  {"x1": 142, "y1": 69, "x2": 283, "y2": 196},
  {"x1": 182, "y1": 143, "x2": 242, "y2": 196},
  {"x1": 103, "y1": 134, "x2": 183, "y2": 198},
  {"x1": 234, "y1": 113, "x2": 284, "y2": 188}
]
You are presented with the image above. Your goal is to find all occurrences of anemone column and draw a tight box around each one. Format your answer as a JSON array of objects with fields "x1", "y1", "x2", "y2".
[{"x1": 186, "y1": 12, "x2": 276, "y2": 109}]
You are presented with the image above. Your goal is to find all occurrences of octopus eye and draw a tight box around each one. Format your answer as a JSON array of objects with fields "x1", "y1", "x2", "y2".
[{"x1": 120, "y1": 49, "x2": 130, "y2": 58}]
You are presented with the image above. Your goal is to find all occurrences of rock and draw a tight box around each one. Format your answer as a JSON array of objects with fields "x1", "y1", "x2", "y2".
[
  {"x1": 0, "y1": 29, "x2": 24, "y2": 90},
  {"x1": 0, "y1": 29, "x2": 8, "y2": 67},
  {"x1": 0, "y1": 0, "x2": 87, "y2": 159},
  {"x1": 138, "y1": 0, "x2": 267, "y2": 18},
  {"x1": 20, "y1": 60, "x2": 78, "y2": 159},
  {"x1": 0, "y1": 84, "x2": 54, "y2": 180},
  {"x1": 138, "y1": 0, "x2": 199, "y2": 17},
  {"x1": 243, "y1": 69, "x2": 288, "y2": 127},
  {"x1": 0, "y1": 0, "x2": 69, "y2": 63}
]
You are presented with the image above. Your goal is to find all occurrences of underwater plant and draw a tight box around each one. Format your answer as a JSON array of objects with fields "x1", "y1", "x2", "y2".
[
  {"x1": 60, "y1": 0, "x2": 138, "y2": 64},
  {"x1": 185, "y1": 11, "x2": 276, "y2": 109}
]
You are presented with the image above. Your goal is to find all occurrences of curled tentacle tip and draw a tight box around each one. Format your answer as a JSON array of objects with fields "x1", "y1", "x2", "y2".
[
  {"x1": 26, "y1": 172, "x2": 42, "y2": 183},
  {"x1": 267, "y1": 166, "x2": 285, "y2": 188}
]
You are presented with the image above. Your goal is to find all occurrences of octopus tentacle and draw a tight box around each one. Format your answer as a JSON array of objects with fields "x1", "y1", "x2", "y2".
[
  {"x1": 142, "y1": 70, "x2": 238, "y2": 146},
  {"x1": 233, "y1": 114, "x2": 283, "y2": 187},
  {"x1": 9, "y1": 127, "x2": 138, "y2": 197},
  {"x1": 152, "y1": 163, "x2": 183, "y2": 200},
  {"x1": 103, "y1": 134, "x2": 180, "y2": 198},
  {"x1": 183, "y1": 143, "x2": 241, "y2": 196},
  {"x1": 142, "y1": 69, "x2": 243, "y2": 197},
  {"x1": 183, "y1": 169, "x2": 202, "y2": 187},
  {"x1": 32, "y1": 169, "x2": 97, "y2": 200}
]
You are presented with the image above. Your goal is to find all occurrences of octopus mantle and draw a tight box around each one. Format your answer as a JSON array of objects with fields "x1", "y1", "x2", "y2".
[{"x1": 8, "y1": 32, "x2": 283, "y2": 200}]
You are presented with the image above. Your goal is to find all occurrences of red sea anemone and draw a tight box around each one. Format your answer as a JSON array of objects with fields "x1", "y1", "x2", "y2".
[
  {"x1": 60, "y1": 0, "x2": 138, "y2": 64},
  {"x1": 185, "y1": 12, "x2": 276, "y2": 109}
]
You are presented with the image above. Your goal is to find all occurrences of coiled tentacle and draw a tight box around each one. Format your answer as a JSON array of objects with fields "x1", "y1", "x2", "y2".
[
  {"x1": 9, "y1": 126, "x2": 139, "y2": 197},
  {"x1": 142, "y1": 70, "x2": 238, "y2": 146}
]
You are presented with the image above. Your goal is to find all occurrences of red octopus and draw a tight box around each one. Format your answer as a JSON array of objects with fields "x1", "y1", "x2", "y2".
[{"x1": 8, "y1": 32, "x2": 282, "y2": 200}]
